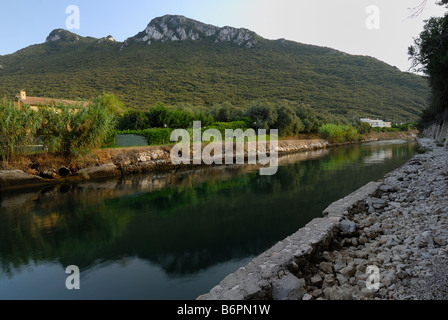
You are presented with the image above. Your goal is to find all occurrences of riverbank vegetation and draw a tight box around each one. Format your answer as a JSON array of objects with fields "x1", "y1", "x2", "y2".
[
  {"x1": 408, "y1": 0, "x2": 448, "y2": 129},
  {"x1": 0, "y1": 98, "x2": 116, "y2": 166},
  {"x1": 0, "y1": 101, "x2": 41, "y2": 164},
  {"x1": 113, "y1": 99, "x2": 416, "y2": 146},
  {"x1": 0, "y1": 95, "x2": 417, "y2": 167}
]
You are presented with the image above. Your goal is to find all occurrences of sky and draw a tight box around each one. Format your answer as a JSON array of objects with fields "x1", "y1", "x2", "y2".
[{"x1": 0, "y1": 0, "x2": 446, "y2": 72}]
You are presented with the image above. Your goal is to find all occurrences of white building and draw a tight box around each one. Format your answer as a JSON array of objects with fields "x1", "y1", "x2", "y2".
[{"x1": 360, "y1": 118, "x2": 392, "y2": 128}]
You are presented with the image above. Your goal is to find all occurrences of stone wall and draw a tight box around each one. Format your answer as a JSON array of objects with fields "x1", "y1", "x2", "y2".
[
  {"x1": 422, "y1": 120, "x2": 448, "y2": 148},
  {"x1": 0, "y1": 132, "x2": 416, "y2": 192},
  {"x1": 197, "y1": 182, "x2": 382, "y2": 300}
]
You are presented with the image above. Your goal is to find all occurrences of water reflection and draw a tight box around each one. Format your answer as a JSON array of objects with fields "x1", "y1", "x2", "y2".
[
  {"x1": 363, "y1": 149, "x2": 393, "y2": 164},
  {"x1": 0, "y1": 140, "x2": 416, "y2": 299}
]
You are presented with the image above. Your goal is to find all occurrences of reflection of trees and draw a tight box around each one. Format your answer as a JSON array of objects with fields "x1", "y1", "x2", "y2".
[
  {"x1": 0, "y1": 141, "x2": 416, "y2": 276},
  {"x1": 0, "y1": 201, "x2": 133, "y2": 275}
]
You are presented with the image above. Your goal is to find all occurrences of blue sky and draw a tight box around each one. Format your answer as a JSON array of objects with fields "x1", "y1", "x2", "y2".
[{"x1": 0, "y1": 0, "x2": 446, "y2": 71}]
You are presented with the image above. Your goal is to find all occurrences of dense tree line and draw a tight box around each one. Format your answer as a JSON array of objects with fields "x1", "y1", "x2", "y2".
[
  {"x1": 409, "y1": 0, "x2": 448, "y2": 128},
  {"x1": 117, "y1": 99, "x2": 353, "y2": 137}
]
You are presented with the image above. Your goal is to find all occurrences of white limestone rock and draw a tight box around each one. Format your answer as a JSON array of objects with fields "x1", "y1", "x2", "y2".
[{"x1": 125, "y1": 15, "x2": 258, "y2": 48}]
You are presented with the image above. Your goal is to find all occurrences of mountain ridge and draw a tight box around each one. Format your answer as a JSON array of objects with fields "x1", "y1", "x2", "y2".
[{"x1": 123, "y1": 15, "x2": 259, "y2": 48}]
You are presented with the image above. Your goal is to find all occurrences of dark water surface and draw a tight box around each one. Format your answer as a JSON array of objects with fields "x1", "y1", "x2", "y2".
[{"x1": 0, "y1": 140, "x2": 416, "y2": 300}]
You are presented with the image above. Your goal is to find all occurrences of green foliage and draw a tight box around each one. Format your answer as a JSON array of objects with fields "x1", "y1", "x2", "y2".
[
  {"x1": 117, "y1": 128, "x2": 173, "y2": 146},
  {"x1": 244, "y1": 100, "x2": 278, "y2": 130},
  {"x1": 408, "y1": 2, "x2": 448, "y2": 127},
  {"x1": 103, "y1": 129, "x2": 119, "y2": 148},
  {"x1": 0, "y1": 96, "x2": 118, "y2": 161},
  {"x1": 0, "y1": 100, "x2": 42, "y2": 164},
  {"x1": 211, "y1": 121, "x2": 248, "y2": 131},
  {"x1": 207, "y1": 102, "x2": 244, "y2": 122},
  {"x1": 358, "y1": 122, "x2": 373, "y2": 135},
  {"x1": 239, "y1": 117, "x2": 253, "y2": 128},
  {"x1": 273, "y1": 103, "x2": 305, "y2": 136},
  {"x1": 93, "y1": 93, "x2": 126, "y2": 116},
  {"x1": 0, "y1": 32, "x2": 429, "y2": 123},
  {"x1": 118, "y1": 104, "x2": 213, "y2": 131},
  {"x1": 207, "y1": 121, "x2": 249, "y2": 138},
  {"x1": 295, "y1": 104, "x2": 322, "y2": 133},
  {"x1": 38, "y1": 102, "x2": 117, "y2": 157},
  {"x1": 371, "y1": 127, "x2": 401, "y2": 133},
  {"x1": 118, "y1": 110, "x2": 149, "y2": 131},
  {"x1": 417, "y1": 147, "x2": 432, "y2": 154},
  {"x1": 319, "y1": 124, "x2": 361, "y2": 144},
  {"x1": 393, "y1": 123, "x2": 417, "y2": 131}
]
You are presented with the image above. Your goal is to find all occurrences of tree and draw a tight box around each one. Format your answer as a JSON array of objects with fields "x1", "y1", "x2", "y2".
[
  {"x1": 273, "y1": 103, "x2": 304, "y2": 136},
  {"x1": 208, "y1": 102, "x2": 243, "y2": 122},
  {"x1": 93, "y1": 93, "x2": 126, "y2": 116},
  {"x1": 119, "y1": 110, "x2": 149, "y2": 130},
  {"x1": 409, "y1": 0, "x2": 448, "y2": 128},
  {"x1": 38, "y1": 102, "x2": 117, "y2": 157},
  {"x1": 244, "y1": 100, "x2": 278, "y2": 131},
  {"x1": 295, "y1": 103, "x2": 321, "y2": 133}
]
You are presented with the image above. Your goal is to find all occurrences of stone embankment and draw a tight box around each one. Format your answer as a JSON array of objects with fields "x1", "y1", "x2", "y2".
[
  {"x1": 1, "y1": 139, "x2": 329, "y2": 191},
  {"x1": 0, "y1": 132, "x2": 417, "y2": 191},
  {"x1": 198, "y1": 138, "x2": 448, "y2": 300},
  {"x1": 422, "y1": 120, "x2": 448, "y2": 148}
]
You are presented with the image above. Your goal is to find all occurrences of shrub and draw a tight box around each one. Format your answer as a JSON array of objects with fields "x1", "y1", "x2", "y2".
[
  {"x1": 103, "y1": 129, "x2": 119, "y2": 148},
  {"x1": 358, "y1": 122, "x2": 372, "y2": 134},
  {"x1": 244, "y1": 100, "x2": 278, "y2": 130},
  {"x1": 239, "y1": 117, "x2": 253, "y2": 129},
  {"x1": 93, "y1": 93, "x2": 126, "y2": 116},
  {"x1": 319, "y1": 124, "x2": 361, "y2": 143},
  {"x1": 38, "y1": 102, "x2": 117, "y2": 157},
  {"x1": 372, "y1": 127, "x2": 401, "y2": 133},
  {"x1": 0, "y1": 100, "x2": 42, "y2": 164},
  {"x1": 295, "y1": 104, "x2": 321, "y2": 133},
  {"x1": 211, "y1": 121, "x2": 248, "y2": 130},
  {"x1": 118, "y1": 110, "x2": 150, "y2": 131},
  {"x1": 116, "y1": 129, "x2": 173, "y2": 146},
  {"x1": 118, "y1": 105, "x2": 214, "y2": 130},
  {"x1": 207, "y1": 102, "x2": 244, "y2": 123},
  {"x1": 273, "y1": 103, "x2": 305, "y2": 136},
  {"x1": 392, "y1": 123, "x2": 416, "y2": 131}
]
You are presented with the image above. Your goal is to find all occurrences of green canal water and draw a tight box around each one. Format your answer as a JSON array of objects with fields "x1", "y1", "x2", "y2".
[{"x1": 0, "y1": 139, "x2": 416, "y2": 300}]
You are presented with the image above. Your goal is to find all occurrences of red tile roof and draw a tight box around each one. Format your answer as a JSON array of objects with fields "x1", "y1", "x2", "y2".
[{"x1": 16, "y1": 96, "x2": 90, "y2": 108}]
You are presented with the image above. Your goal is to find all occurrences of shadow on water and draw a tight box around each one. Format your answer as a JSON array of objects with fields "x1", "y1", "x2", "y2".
[{"x1": 0, "y1": 139, "x2": 416, "y2": 299}]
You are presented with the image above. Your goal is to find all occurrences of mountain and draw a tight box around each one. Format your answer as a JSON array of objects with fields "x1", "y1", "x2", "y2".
[
  {"x1": 123, "y1": 15, "x2": 259, "y2": 48},
  {"x1": 0, "y1": 15, "x2": 430, "y2": 122}
]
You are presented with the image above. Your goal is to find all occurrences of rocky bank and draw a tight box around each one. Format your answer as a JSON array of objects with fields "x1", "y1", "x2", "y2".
[
  {"x1": 301, "y1": 138, "x2": 448, "y2": 300},
  {"x1": 0, "y1": 139, "x2": 331, "y2": 191},
  {"x1": 0, "y1": 132, "x2": 416, "y2": 192},
  {"x1": 198, "y1": 138, "x2": 448, "y2": 300}
]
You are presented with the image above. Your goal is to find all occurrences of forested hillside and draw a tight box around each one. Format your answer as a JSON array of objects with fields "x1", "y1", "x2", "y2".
[{"x1": 0, "y1": 15, "x2": 430, "y2": 123}]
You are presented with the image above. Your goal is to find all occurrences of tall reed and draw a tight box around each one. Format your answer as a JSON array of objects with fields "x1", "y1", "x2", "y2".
[{"x1": 0, "y1": 100, "x2": 42, "y2": 166}]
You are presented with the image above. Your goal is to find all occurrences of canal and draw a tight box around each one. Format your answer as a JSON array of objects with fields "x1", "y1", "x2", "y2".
[{"x1": 0, "y1": 139, "x2": 416, "y2": 299}]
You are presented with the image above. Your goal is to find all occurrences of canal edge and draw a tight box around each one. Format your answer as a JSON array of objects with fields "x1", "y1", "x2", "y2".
[{"x1": 197, "y1": 137, "x2": 427, "y2": 300}]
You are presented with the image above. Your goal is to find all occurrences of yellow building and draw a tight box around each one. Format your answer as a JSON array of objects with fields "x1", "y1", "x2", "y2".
[{"x1": 14, "y1": 90, "x2": 89, "y2": 111}]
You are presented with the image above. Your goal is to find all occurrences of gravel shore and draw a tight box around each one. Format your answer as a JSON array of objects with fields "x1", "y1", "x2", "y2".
[{"x1": 301, "y1": 138, "x2": 448, "y2": 300}]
